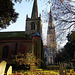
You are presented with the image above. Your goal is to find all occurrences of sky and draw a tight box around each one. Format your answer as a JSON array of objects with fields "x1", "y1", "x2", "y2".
[
  {"x1": 1, "y1": 0, "x2": 72, "y2": 48},
  {"x1": 1, "y1": 0, "x2": 51, "y2": 45}
]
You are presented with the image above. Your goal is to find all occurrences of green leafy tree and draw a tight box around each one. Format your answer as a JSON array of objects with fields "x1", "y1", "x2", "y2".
[
  {"x1": 0, "y1": 0, "x2": 18, "y2": 29},
  {"x1": 55, "y1": 31, "x2": 75, "y2": 64},
  {"x1": 0, "y1": 0, "x2": 34, "y2": 29},
  {"x1": 64, "y1": 31, "x2": 75, "y2": 60}
]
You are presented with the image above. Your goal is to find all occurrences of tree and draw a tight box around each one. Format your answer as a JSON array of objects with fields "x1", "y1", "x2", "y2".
[
  {"x1": 0, "y1": 0, "x2": 18, "y2": 30},
  {"x1": 50, "y1": 0, "x2": 75, "y2": 44},
  {"x1": 64, "y1": 31, "x2": 75, "y2": 60},
  {"x1": 51, "y1": 0, "x2": 75, "y2": 31},
  {"x1": 0, "y1": 0, "x2": 75, "y2": 47},
  {"x1": 15, "y1": 52, "x2": 43, "y2": 70},
  {"x1": 39, "y1": 0, "x2": 75, "y2": 47},
  {"x1": 54, "y1": 48, "x2": 70, "y2": 64},
  {"x1": 0, "y1": 0, "x2": 47, "y2": 30},
  {"x1": 0, "y1": 0, "x2": 35, "y2": 29},
  {"x1": 64, "y1": 31, "x2": 75, "y2": 68},
  {"x1": 55, "y1": 31, "x2": 75, "y2": 64}
]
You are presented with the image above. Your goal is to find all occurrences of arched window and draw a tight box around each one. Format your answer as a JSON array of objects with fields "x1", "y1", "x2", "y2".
[
  {"x1": 2, "y1": 46, "x2": 8, "y2": 58},
  {"x1": 31, "y1": 22, "x2": 35, "y2": 30}
]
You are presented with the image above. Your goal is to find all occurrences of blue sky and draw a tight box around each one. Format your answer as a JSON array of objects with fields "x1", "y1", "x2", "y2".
[
  {"x1": 1, "y1": 0, "x2": 51, "y2": 45},
  {"x1": 1, "y1": 0, "x2": 73, "y2": 48}
]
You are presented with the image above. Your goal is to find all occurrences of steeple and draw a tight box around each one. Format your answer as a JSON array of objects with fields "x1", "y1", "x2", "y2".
[
  {"x1": 47, "y1": 8, "x2": 57, "y2": 65},
  {"x1": 47, "y1": 8, "x2": 54, "y2": 34},
  {"x1": 31, "y1": 0, "x2": 38, "y2": 18},
  {"x1": 48, "y1": 8, "x2": 54, "y2": 27},
  {"x1": 26, "y1": 0, "x2": 42, "y2": 36}
]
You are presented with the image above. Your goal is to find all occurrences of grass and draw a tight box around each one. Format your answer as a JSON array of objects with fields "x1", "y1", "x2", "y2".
[
  {"x1": 12, "y1": 68, "x2": 75, "y2": 75},
  {"x1": 13, "y1": 69, "x2": 59, "y2": 75}
]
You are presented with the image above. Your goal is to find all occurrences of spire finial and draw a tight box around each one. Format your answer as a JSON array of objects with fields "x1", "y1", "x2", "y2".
[{"x1": 31, "y1": 0, "x2": 38, "y2": 18}]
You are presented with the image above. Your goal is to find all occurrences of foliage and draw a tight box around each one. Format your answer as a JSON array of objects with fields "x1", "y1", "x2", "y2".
[
  {"x1": 0, "y1": 0, "x2": 18, "y2": 29},
  {"x1": 55, "y1": 31, "x2": 75, "y2": 63},
  {"x1": 25, "y1": 52, "x2": 39, "y2": 65},
  {"x1": 54, "y1": 48, "x2": 70, "y2": 63},
  {"x1": 51, "y1": 0, "x2": 75, "y2": 32},
  {"x1": 15, "y1": 53, "x2": 25, "y2": 65},
  {"x1": 15, "y1": 52, "x2": 43, "y2": 69},
  {"x1": 0, "y1": 0, "x2": 34, "y2": 29},
  {"x1": 64, "y1": 31, "x2": 75, "y2": 59},
  {"x1": 12, "y1": 0, "x2": 32, "y2": 3},
  {"x1": 48, "y1": 0, "x2": 75, "y2": 45}
]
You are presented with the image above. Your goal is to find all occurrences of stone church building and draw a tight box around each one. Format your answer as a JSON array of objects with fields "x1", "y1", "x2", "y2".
[
  {"x1": 0, "y1": 0, "x2": 43, "y2": 65},
  {"x1": 0, "y1": 0, "x2": 57, "y2": 66},
  {"x1": 44, "y1": 9, "x2": 57, "y2": 65}
]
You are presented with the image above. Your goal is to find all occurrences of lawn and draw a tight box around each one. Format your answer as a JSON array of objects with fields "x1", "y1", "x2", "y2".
[
  {"x1": 12, "y1": 69, "x2": 75, "y2": 75},
  {"x1": 13, "y1": 69, "x2": 59, "y2": 75}
]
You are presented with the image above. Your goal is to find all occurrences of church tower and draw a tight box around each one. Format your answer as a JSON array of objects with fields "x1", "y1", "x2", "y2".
[
  {"x1": 47, "y1": 8, "x2": 57, "y2": 64},
  {"x1": 25, "y1": 0, "x2": 43, "y2": 66},
  {"x1": 25, "y1": 0, "x2": 42, "y2": 36}
]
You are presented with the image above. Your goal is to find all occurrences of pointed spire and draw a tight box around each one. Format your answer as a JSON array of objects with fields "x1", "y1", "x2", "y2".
[
  {"x1": 47, "y1": 8, "x2": 54, "y2": 34},
  {"x1": 48, "y1": 8, "x2": 54, "y2": 27},
  {"x1": 31, "y1": 0, "x2": 38, "y2": 18}
]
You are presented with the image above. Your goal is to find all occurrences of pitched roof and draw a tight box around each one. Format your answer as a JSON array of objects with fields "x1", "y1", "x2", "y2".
[
  {"x1": 33, "y1": 32, "x2": 40, "y2": 36},
  {"x1": 0, "y1": 31, "x2": 25, "y2": 38}
]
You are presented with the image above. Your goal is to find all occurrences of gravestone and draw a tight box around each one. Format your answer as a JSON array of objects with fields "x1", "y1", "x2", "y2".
[
  {"x1": 7, "y1": 66, "x2": 12, "y2": 75},
  {"x1": 0, "y1": 61, "x2": 7, "y2": 75}
]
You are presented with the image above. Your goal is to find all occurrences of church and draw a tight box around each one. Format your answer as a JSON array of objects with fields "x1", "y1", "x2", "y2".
[
  {"x1": 0, "y1": 0, "x2": 57, "y2": 67},
  {"x1": 44, "y1": 9, "x2": 57, "y2": 65},
  {"x1": 0, "y1": 0, "x2": 43, "y2": 66}
]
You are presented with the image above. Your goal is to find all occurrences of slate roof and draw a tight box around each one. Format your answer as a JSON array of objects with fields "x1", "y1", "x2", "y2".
[{"x1": 33, "y1": 32, "x2": 40, "y2": 36}]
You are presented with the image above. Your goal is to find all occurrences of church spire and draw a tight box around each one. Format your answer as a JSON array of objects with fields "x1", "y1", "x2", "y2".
[
  {"x1": 31, "y1": 0, "x2": 38, "y2": 18},
  {"x1": 48, "y1": 8, "x2": 54, "y2": 27},
  {"x1": 47, "y1": 8, "x2": 54, "y2": 34}
]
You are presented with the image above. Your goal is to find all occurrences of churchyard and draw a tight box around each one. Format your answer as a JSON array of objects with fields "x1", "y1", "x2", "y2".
[{"x1": 0, "y1": 61, "x2": 75, "y2": 75}]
